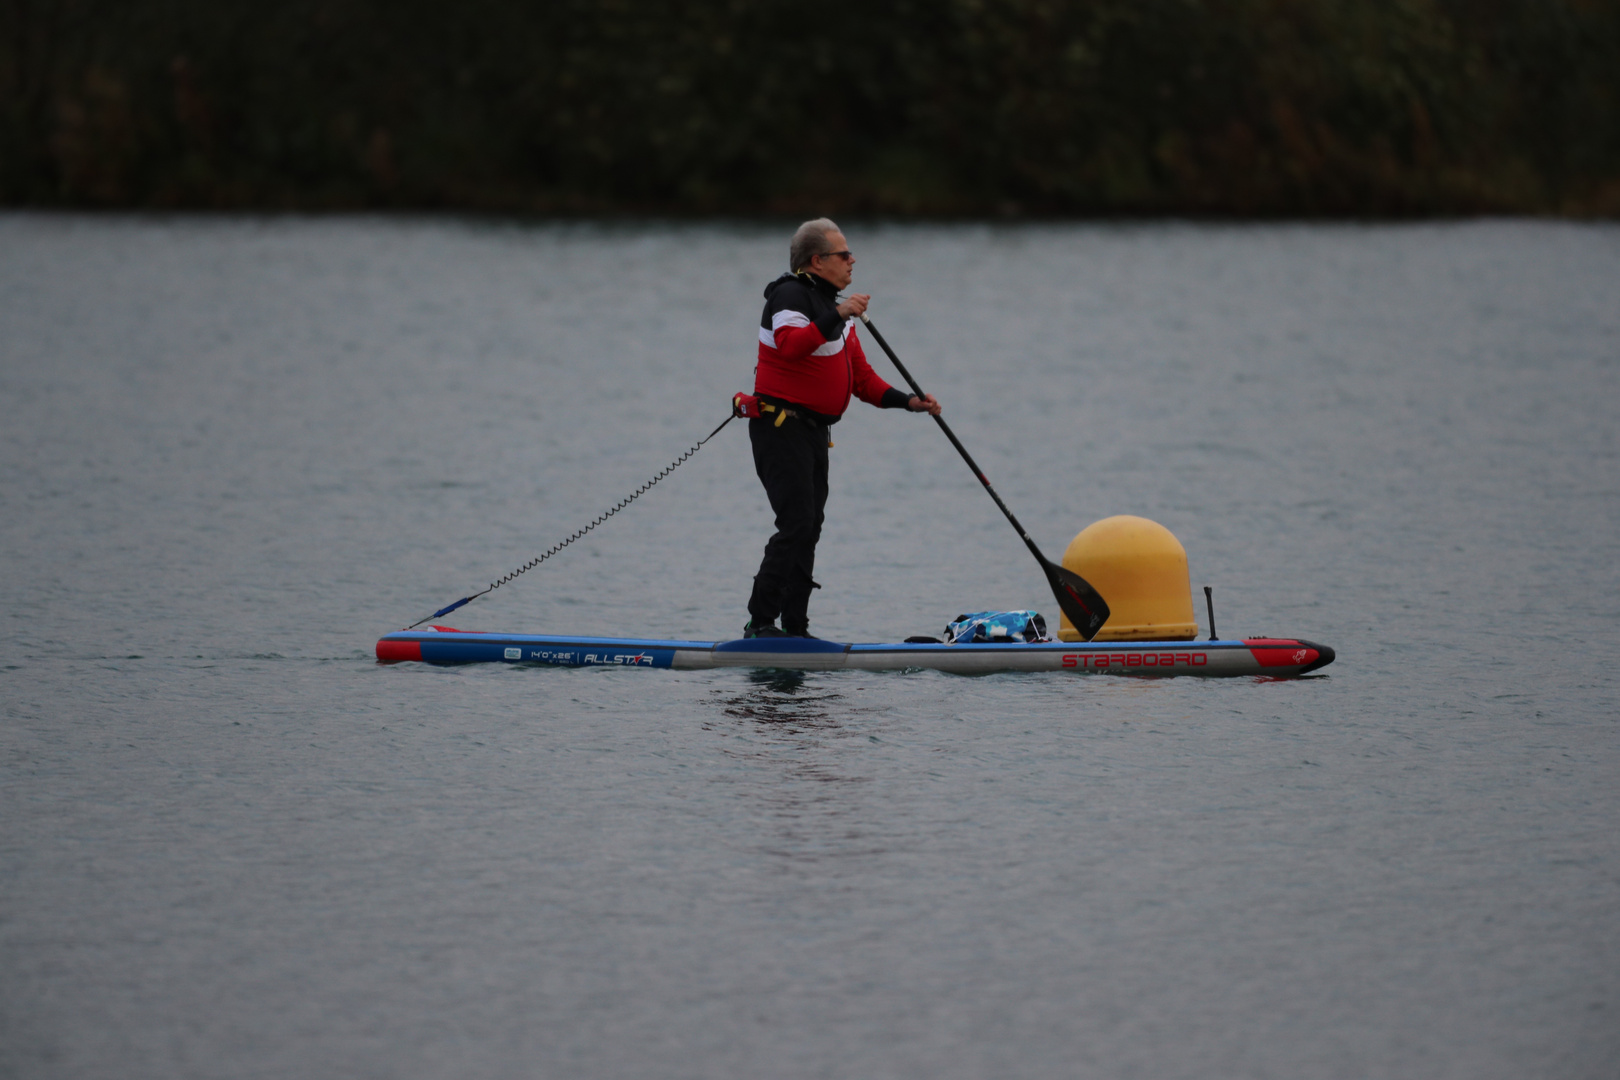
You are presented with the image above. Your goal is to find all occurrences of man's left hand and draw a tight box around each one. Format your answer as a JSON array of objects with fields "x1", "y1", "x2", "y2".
[
  {"x1": 836, "y1": 293, "x2": 871, "y2": 319},
  {"x1": 908, "y1": 394, "x2": 942, "y2": 416}
]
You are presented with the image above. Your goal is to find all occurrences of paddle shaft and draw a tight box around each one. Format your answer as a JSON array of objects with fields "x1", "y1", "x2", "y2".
[{"x1": 859, "y1": 313, "x2": 1054, "y2": 569}]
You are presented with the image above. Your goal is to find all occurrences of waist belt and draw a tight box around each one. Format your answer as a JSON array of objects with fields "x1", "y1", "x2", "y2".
[
  {"x1": 731, "y1": 393, "x2": 835, "y2": 446},
  {"x1": 733, "y1": 393, "x2": 831, "y2": 428}
]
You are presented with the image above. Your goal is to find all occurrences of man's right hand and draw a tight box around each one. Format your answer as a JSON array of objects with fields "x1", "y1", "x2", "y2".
[
  {"x1": 907, "y1": 393, "x2": 943, "y2": 416},
  {"x1": 836, "y1": 293, "x2": 870, "y2": 319}
]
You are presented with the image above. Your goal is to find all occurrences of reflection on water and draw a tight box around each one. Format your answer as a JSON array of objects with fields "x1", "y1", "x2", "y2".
[
  {"x1": 715, "y1": 667, "x2": 848, "y2": 723},
  {"x1": 740, "y1": 666, "x2": 813, "y2": 698},
  {"x1": 705, "y1": 673, "x2": 887, "y2": 859}
]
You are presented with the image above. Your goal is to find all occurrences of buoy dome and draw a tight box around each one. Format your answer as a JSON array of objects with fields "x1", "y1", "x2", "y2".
[{"x1": 1058, "y1": 515, "x2": 1197, "y2": 642}]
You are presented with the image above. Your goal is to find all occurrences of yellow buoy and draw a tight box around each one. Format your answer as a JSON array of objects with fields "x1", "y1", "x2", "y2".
[{"x1": 1057, "y1": 515, "x2": 1198, "y2": 642}]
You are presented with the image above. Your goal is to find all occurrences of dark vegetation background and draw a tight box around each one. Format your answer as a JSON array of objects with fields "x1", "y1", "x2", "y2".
[{"x1": 4, "y1": 0, "x2": 1618, "y2": 216}]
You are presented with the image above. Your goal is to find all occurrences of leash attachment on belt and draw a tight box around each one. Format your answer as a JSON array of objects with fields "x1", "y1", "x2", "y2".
[{"x1": 733, "y1": 392, "x2": 792, "y2": 426}]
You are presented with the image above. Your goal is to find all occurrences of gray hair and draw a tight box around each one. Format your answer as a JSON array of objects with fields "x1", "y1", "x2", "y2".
[{"x1": 789, "y1": 217, "x2": 841, "y2": 272}]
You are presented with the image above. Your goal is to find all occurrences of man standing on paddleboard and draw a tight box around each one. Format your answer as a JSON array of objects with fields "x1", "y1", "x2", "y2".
[{"x1": 742, "y1": 218, "x2": 942, "y2": 639}]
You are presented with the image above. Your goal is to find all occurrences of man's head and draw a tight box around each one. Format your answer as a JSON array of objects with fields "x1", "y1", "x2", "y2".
[{"x1": 790, "y1": 218, "x2": 855, "y2": 290}]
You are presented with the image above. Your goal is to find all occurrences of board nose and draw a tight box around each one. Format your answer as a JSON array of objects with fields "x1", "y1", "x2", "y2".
[{"x1": 1296, "y1": 639, "x2": 1336, "y2": 674}]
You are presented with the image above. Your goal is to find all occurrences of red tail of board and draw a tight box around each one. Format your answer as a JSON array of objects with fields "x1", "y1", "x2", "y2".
[{"x1": 376, "y1": 638, "x2": 422, "y2": 662}]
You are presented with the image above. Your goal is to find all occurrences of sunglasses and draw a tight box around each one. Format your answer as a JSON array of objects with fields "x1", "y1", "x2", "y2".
[{"x1": 818, "y1": 250, "x2": 854, "y2": 261}]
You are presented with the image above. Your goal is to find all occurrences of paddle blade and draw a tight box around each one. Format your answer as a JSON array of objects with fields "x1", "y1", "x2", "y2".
[{"x1": 1045, "y1": 561, "x2": 1110, "y2": 641}]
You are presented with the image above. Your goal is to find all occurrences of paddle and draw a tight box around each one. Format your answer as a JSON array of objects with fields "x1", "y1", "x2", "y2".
[{"x1": 859, "y1": 313, "x2": 1110, "y2": 641}]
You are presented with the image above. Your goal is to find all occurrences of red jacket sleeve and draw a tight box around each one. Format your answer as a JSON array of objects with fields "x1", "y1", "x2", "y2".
[{"x1": 846, "y1": 328, "x2": 902, "y2": 407}]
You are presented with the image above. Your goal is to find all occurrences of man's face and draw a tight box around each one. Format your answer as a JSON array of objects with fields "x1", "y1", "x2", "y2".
[{"x1": 808, "y1": 231, "x2": 855, "y2": 290}]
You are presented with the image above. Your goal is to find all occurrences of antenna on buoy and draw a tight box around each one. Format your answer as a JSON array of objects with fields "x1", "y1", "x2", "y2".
[{"x1": 1204, "y1": 586, "x2": 1218, "y2": 641}]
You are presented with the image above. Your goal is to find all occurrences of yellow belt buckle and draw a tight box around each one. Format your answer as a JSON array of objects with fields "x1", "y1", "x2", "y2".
[{"x1": 774, "y1": 409, "x2": 787, "y2": 427}]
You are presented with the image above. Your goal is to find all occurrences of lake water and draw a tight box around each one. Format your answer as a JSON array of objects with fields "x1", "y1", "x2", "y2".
[{"x1": 2, "y1": 215, "x2": 1617, "y2": 1079}]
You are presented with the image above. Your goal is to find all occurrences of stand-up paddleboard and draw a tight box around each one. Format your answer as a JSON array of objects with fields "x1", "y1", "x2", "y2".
[{"x1": 376, "y1": 628, "x2": 1334, "y2": 677}]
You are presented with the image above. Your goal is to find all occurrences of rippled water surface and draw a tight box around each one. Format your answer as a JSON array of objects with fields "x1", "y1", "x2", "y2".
[{"x1": 2, "y1": 216, "x2": 1617, "y2": 1079}]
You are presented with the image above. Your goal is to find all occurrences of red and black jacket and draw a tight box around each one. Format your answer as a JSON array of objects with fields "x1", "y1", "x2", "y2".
[{"x1": 754, "y1": 271, "x2": 911, "y2": 423}]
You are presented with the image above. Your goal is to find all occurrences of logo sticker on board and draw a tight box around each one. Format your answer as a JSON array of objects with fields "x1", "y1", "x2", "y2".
[{"x1": 504, "y1": 648, "x2": 522, "y2": 660}]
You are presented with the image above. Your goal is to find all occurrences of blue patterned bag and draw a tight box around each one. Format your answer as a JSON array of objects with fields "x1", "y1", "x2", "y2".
[{"x1": 943, "y1": 610, "x2": 1049, "y2": 644}]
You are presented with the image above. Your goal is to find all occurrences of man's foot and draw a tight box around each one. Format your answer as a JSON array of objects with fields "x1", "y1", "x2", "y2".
[
  {"x1": 782, "y1": 621, "x2": 818, "y2": 639},
  {"x1": 744, "y1": 620, "x2": 788, "y2": 638}
]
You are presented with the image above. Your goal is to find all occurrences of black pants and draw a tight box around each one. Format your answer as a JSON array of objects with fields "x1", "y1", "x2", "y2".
[{"x1": 747, "y1": 414, "x2": 829, "y2": 634}]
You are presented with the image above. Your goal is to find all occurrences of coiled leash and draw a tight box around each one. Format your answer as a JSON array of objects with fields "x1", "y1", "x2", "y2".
[{"x1": 402, "y1": 402, "x2": 750, "y2": 630}]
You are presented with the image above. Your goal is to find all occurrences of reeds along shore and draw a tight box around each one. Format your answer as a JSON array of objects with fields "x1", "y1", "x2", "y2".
[{"x1": 3, "y1": 0, "x2": 1618, "y2": 216}]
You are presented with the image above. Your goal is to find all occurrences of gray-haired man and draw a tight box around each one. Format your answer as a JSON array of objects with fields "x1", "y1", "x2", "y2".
[{"x1": 743, "y1": 219, "x2": 941, "y2": 638}]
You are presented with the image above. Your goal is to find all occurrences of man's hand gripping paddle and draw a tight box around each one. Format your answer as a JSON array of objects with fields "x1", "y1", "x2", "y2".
[{"x1": 860, "y1": 313, "x2": 1110, "y2": 641}]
